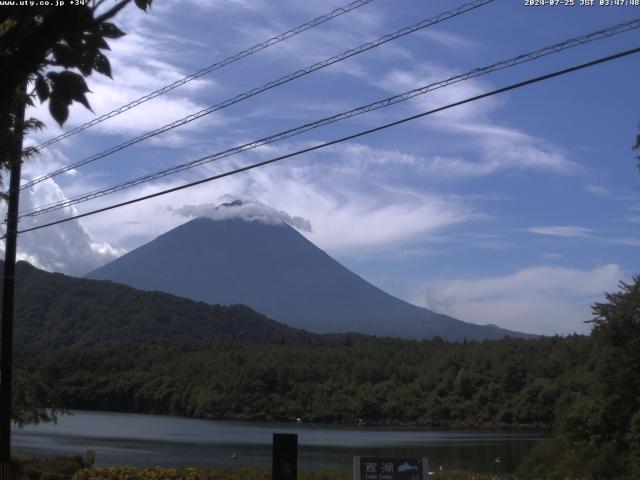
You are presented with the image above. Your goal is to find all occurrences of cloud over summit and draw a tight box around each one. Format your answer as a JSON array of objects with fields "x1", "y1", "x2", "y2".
[{"x1": 174, "y1": 198, "x2": 313, "y2": 232}]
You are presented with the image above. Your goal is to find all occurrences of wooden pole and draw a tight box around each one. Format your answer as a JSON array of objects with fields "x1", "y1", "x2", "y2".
[{"x1": 0, "y1": 86, "x2": 26, "y2": 480}]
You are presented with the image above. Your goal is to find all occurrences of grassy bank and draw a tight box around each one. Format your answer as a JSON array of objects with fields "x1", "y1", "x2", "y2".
[
  {"x1": 71, "y1": 466, "x2": 510, "y2": 480},
  {"x1": 12, "y1": 457, "x2": 513, "y2": 480}
]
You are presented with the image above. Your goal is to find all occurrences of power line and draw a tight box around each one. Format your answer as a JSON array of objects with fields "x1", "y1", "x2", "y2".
[
  {"x1": 12, "y1": 46, "x2": 640, "y2": 238},
  {"x1": 20, "y1": 18, "x2": 640, "y2": 219},
  {"x1": 32, "y1": 0, "x2": 376, "y2": 151},
  {"x1": 22, "y1": 0, "x2": 496, "y2": 190}
]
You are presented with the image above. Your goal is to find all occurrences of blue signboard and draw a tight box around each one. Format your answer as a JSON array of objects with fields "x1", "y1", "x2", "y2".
[{"x1": 353, "y1": 457, "x2": 428, "y2": 480}]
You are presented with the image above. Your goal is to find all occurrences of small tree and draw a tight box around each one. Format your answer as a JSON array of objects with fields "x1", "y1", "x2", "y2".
[
  {"x1": 589, "y1": 276, "x2": 640, "y2": 477},
  {"x1": 518, "y1": 277, "x2": 640, "y2": 479},
  {"x1": 0, "y1": 0, "x2": 152, "y2": 425}
]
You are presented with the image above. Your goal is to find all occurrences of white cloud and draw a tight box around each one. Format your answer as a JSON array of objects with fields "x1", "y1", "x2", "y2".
[
  {"x1": 540, "y1": 252, "x2": 564, "y2": 261},
  {"x1": 583, "y1": 184, "x2": 640, "y2": 203},
  {"x1": 375, "y1": 64, "x2": 499, "y2": 123},
  {"x1": 20, "y1": 137, "x2": 74, "y2": 185},
  {"x1": 450, "y1": 122, "x2": 577, "y2": 175},
  {"x1": 2, "y1": 179, "x2": 124, "y2": 276},
  {"x1": 418, "y1": 155, "x2": 499, "y2": 178},
  {"x1": 366, "y1": 60, "x2": 577, "y2": 178},
  {"x1": 609, "y1": 236, "x2": 640, "y2": 247},
  {"x1": 526, "y1": 225, "x2": 640, "y2": 246},
  {"x1": 414, "y1": 264, "x2": 624, "y2": 335},
  {"x1": 178, "y1": 0, "x2": 260, "y2": 11},
  {"x1": 174, "y1": 198, "x2": 312, "y2": 232},
  {"x1": 25, "y1": 13, "x2": 218, "y2": 147},
  {"x1": 527, "y1": 225, "x2": 593, "y2": 238},
  {"x1": 198, "y1": 143, "x2": 479, "y2": 254},
  {"x1": 55, "y1": 140, "x2": 480, "y2": 262},
  {"x1": 417, "y1": 29, "x2": 481, "y2": 50},
  {"x1": 304, "y1": 137, "x2": 573, "y2": 182},
  {"x1": 584, "y1": 183, "x2": 610, "y2": 198},
  {"x1": 303, "y1": 192, "x2": 471, "y2": 253}
]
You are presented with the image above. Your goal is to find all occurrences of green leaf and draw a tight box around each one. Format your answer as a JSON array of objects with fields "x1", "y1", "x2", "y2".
[
  {"x1": 49, "y1": 97, "x2": 69, "y2": 126},
  {"x1": 45, "y1": 71, "x2": 60, "y2": 84},
  {"x1": 52, "y1": 44, "x2": 80, "y2": 68},
  {"x1": 134, "y1": 0, "x2": 152, "y2": 11},
  {"x1": 78, "y1": 51, "x2": 95, "y2": 76},
  {"x1": 85, "y1": 33, "x2": 110, "y2": 51},
  {"x1": 99, "y1": 22, "x2": 125, "y2": 39},
  {"x1": 51, "y1": 71, "x2": 90, "y2": 96},
  {"x1": 35, "y1": 75, "x2": 50, "y2": 103},
  {"x1": 47, "y1": 71, "x2": 93, "y2": 114},
  {"x1": 74, "y1": 92, "x2": 92, "y2": 112},
  {"x1": 93, "y1": 51, "x2": 112, "y2": 78},
  {"x1": 24, "y1": 118, "x2": 45, "y2": 132}
]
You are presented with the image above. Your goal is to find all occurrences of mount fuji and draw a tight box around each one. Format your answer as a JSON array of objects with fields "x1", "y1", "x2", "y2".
[{"x1": 87, "y1": 202, "x2": 533, "y2": 341}]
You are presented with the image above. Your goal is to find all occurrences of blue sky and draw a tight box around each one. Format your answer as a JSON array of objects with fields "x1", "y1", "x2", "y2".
[{"x1": 9, "y1": 0, "x2": 640, "y2": 335}]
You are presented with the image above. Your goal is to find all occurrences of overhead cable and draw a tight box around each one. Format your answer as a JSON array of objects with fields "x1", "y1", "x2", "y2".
[
  {"x1": 22, "y1": 0, "x2": 496, "y2": 189},
  {"x1": 20, "y1": 18, "x2": 640, "y2": 218},
  {"x1": 32, "y1": 0, "x2": 376, "y2": 150},
  {"x1": 13, "y1": 46, "x2": 640, "y2": 238}
]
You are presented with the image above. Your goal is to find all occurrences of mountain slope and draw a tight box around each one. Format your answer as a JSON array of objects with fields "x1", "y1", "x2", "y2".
[
  {"x1": 2, "y1": 261, "x2": 320, "y2": 350},
  {"x1": 87, "y1": 216, "x2": 533, "y2": 340}
]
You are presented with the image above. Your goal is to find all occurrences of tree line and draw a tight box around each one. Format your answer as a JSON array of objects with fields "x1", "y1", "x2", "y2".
[{"x1": 17, "y1": 335, "x2": 590, "y2": 428}]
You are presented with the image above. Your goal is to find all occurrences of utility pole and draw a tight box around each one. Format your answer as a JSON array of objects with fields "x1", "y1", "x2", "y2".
[{"x1": 0, "y1": 86, "x2": 26, "y2": 480}]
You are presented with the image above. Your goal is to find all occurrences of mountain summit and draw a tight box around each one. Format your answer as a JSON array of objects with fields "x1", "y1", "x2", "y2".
[{"x1": 87, "y1": 210, "x2": 533, "y2": 340}]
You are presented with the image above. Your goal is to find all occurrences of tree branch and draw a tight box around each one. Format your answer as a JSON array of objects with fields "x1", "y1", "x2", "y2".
[
  {"x1": 92, "y1": 0, "x2": 108, "y2": 13},
  {"x1": 95, "y1": 0, "x2": 131, "y2": 23}
]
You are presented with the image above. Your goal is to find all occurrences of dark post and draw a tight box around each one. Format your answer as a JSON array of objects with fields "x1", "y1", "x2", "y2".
[
  {"x1": 0, "y1": 87, "x2": 26, "y2": 480},
  {"x1": 272, "y1": 433, "x2": 297, "y2": 480}
]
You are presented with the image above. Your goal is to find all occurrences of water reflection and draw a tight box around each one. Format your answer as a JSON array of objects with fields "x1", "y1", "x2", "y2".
[{"x1": 13, "y1": 411, "x2": 547, "y2": 474}]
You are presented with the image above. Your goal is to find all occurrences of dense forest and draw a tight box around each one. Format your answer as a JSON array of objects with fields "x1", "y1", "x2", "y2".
[{"x1": 17, "y1": 336, "x2": 590, "y2": 427}]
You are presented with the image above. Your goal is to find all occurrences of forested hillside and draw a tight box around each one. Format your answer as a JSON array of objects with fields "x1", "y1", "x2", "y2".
[
  {"x1": 17, "y1": 335, "x2": 590, "y2": 428},
  {"x1": 3, "y1": 261, "x2": 320, "y2": 349}
]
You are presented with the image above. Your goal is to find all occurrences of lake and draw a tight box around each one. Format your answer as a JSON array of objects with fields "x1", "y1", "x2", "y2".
[{"x1": 13, "y1": 411, "x2": 547, "y2": 474}]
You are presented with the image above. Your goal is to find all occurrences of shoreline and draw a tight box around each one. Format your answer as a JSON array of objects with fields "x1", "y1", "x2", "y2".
[{"x1": 36, "y1": 408, "x2": 553, "y2": 433}]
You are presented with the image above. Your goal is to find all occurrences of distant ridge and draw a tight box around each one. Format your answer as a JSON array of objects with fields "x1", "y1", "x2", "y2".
[
  {"x1": 87, "y1": 208, "x2": 535, "y2": 341},
  {"x1": 1, "y1": 260, "x2": 321, "y2": 350}
]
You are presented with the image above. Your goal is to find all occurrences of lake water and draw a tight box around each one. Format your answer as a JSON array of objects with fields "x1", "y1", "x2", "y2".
[{"x1": 13, "y1": 411, "x2": 547, "y2": 474}]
